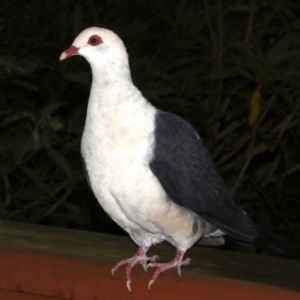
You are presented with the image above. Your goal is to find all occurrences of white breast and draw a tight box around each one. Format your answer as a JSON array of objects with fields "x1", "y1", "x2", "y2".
[{"x1": 81, "y1": 91, "x2": 164, "y2": 231}]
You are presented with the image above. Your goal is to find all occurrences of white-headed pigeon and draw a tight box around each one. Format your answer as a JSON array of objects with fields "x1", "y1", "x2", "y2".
[{"x1": 60, "y1": 27, "x2": 285, "y2": 291}]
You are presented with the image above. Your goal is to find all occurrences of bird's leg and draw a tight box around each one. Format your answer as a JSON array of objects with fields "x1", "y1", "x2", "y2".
[
  {"x1": 147, "y1": 249, "x2": 191, "y2": 289},
  {"x1": 111, "y1": 245, "x2": 158, "y2": 291}
]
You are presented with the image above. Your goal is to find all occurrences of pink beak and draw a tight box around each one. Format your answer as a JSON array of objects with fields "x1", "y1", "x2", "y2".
[{"x1": 59, "y1": 45, "x2": 79, "y2": 61}]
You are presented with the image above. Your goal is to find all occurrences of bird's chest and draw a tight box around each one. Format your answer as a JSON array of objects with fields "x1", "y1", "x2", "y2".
[
  {"x1": 80, "y1": 103, "x2": 161, "y2": 231},
  {"x1": 81, "y1": 110, "x2": 155, "y2": 191}
]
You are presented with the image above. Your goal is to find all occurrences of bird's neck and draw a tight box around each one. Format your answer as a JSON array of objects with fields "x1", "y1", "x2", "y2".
[{"x1": 86, "y1": 60, "x2": 150, "y2": 121}]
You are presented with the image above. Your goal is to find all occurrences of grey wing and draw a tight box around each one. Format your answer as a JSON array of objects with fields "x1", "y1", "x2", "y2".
[{"x1": 149, "y1": 111, "x2": 258, "y2": 242}]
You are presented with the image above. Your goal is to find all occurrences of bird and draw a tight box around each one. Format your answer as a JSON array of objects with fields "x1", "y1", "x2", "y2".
[{"x1": 60, "y1": 27, "x2": 285, "y2": 291}]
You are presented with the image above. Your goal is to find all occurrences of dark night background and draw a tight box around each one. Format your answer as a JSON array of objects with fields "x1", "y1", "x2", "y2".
[{"x1": 1, "y1": 0, "x2": 300, "y2": 256}]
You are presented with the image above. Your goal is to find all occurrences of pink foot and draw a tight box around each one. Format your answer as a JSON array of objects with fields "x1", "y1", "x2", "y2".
[
  {"x1": 111, "y1": 245, "x2": 158, "y2": 292},
  {"x1": 147, "y1": 249, "x2": 191, "y2": 289}
]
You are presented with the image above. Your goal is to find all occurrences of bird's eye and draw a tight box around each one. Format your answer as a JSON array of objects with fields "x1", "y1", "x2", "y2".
[{"x1": 88, "y1": 35, "x2": 102, "y2": 46}]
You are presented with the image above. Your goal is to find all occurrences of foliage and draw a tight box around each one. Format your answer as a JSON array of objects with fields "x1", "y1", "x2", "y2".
[{"x1": 0, "y1": 0, "x2": 300, "y2": 252}]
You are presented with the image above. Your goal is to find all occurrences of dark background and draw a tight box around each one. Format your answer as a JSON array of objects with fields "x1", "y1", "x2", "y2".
[{"x1": 1, "y1": 0, "x2": 300, "y2": 255}]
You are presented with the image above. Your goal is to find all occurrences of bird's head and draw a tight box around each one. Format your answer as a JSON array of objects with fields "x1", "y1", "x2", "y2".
[{"x1": 59, "y1": 27, "x2": 128, "y2": 67}]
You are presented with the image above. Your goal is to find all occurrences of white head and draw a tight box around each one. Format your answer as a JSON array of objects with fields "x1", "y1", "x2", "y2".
[{"x1": 60, "y1": 27, "x2": 129, "y2": 68}]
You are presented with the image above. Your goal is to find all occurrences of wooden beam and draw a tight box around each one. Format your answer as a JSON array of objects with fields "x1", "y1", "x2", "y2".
[{"x1": 0, "y1": 220, "x2": 299, "y2": 300}]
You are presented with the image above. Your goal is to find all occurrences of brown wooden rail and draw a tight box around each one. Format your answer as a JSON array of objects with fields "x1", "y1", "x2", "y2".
[{"x1": 0, "y1": 220, "x2": 299, "y2": 300}]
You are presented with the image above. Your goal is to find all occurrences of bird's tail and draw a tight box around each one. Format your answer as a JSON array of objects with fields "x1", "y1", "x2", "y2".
[{"x1": 253, "y1": 225, "x2": 287, "y2": 257}]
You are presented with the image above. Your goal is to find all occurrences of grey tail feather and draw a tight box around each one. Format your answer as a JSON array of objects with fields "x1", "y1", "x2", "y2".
[
  {"x1": 253, "y1": 225, "x2": 300, "y2": 259},
  {"x1": 252, "y1": 225, "x2": 287, "y2": 257},
  {"x1": 197, "y1": 236, "x2": 225, "y2": 246}
]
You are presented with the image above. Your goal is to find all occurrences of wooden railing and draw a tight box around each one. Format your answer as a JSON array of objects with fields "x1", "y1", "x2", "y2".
[{"x1": 0, "y1": 220, "x2": 299, "y2": 300}]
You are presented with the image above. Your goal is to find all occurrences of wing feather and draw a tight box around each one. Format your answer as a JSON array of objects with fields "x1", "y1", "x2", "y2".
[{"x1": 150, "y1": 111, "x2": 258, "y2": 242}]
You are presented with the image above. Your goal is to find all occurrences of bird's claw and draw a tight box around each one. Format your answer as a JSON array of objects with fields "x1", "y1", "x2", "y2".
[
  {"x1": 185, "y1": 258, "x2": 192, "y2": 264},
  {"x1": 150, "y1": 255, "x2": 160, "y2": 262},
  {"x1": 143, "y1": 255, "x2": 159, "y2": 272},
  {"x1": 126, "y1": 280, "x2": 132, "y2": 292},
  {"x1": 146, "y1": 262, "x2": 155, "y2": 269},
  {"x1": 148, "y1": 279, "x2": 154, "y2": 290},
  {"x1": 111, "y1": 246, "x2": 160, "y2": 291},
  {"x1": 177, "y1": 257, "x2": 191, "y2": 276},
  {"x1": 142, "y1": 263, "x2": 148, "y2": 272},
  {"x1": 145, "y1": 255, "x2": 159, "y2": 271},
  {"x1": 147, "y1": 251, "x2": 190, "y2": 288}
]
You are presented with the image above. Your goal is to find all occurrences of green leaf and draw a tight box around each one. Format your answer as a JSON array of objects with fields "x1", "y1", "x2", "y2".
[
  {"x1": 0, "y1": 111, "x2": 36, "y2": 127},
  {"x1": 45, "y1": 148, "x2": 71, "y2": 177},
  {"x1": 39, "y1": 102, "x2": 66, "y2": 123},
  {"x1": 23, "y1": 167, "x2": 53, "y2": 196}
]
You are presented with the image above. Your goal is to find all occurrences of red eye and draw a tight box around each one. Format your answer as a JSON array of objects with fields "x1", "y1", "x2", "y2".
[{"x1": 88, "y1": 35, "x2": 102, "y2": 46}]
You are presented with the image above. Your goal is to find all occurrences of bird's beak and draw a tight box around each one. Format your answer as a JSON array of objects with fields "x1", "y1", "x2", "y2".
[{"x1": 59, "y1": 45, "x2": 79, "y2": 61}]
